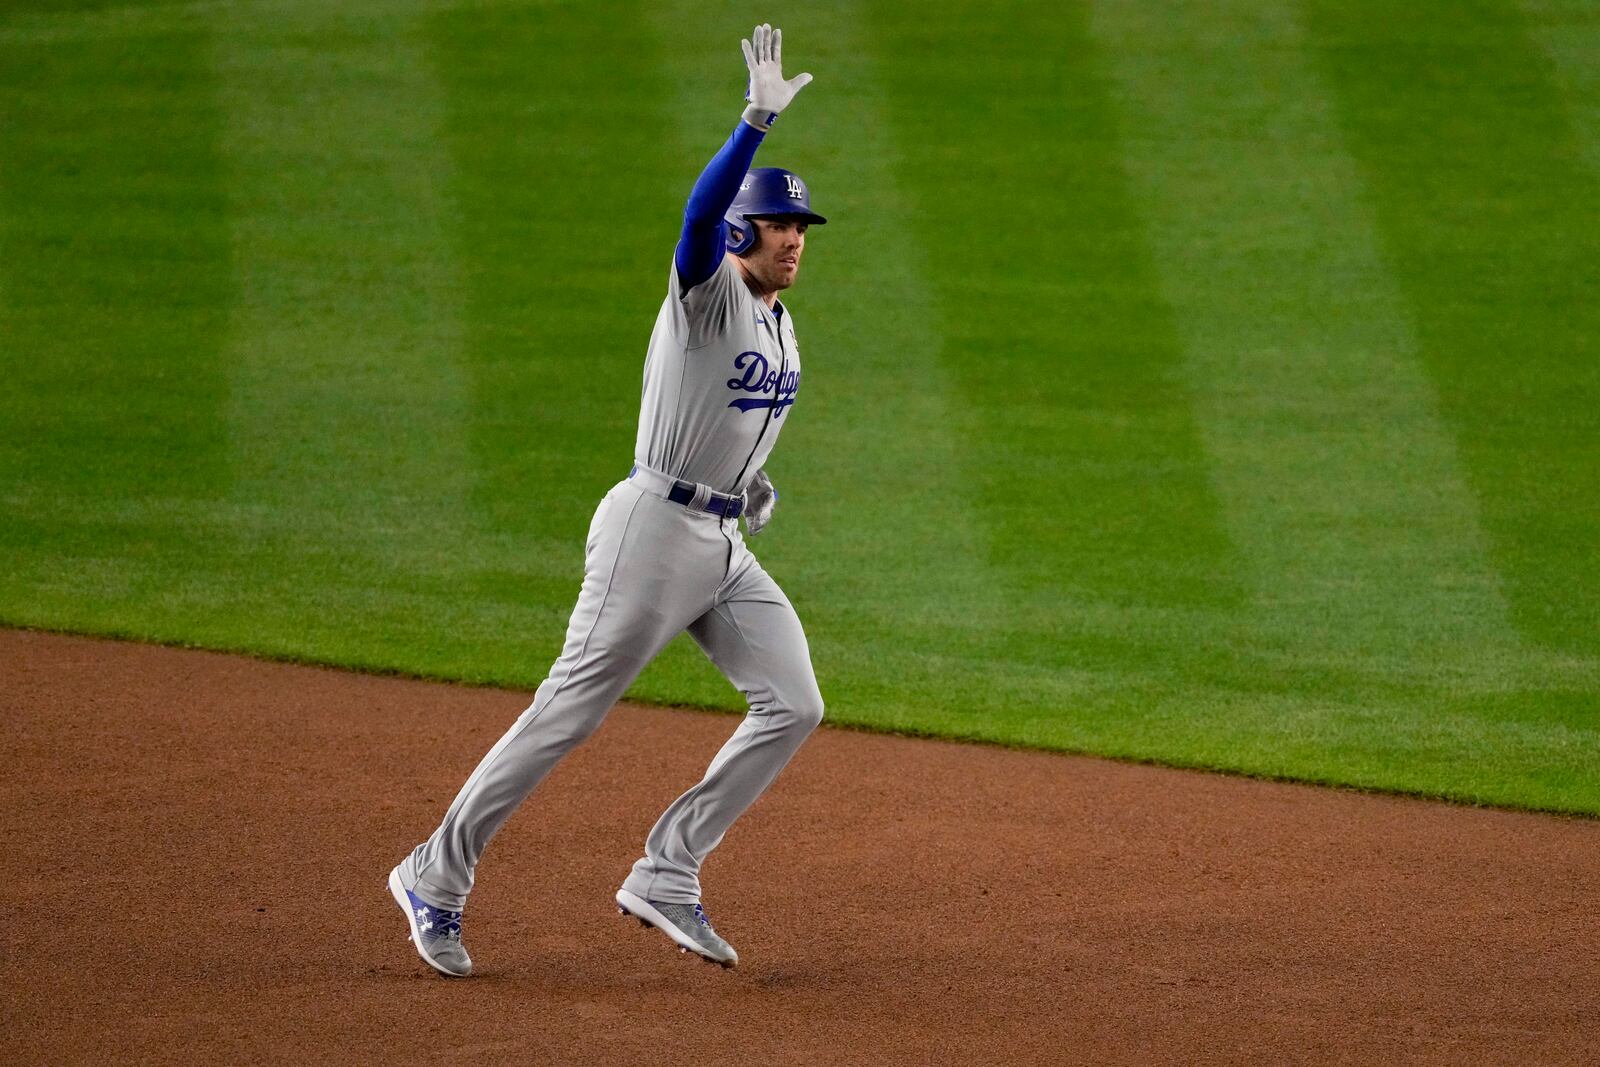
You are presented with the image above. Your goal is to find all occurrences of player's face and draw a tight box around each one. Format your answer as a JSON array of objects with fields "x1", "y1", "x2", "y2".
[{"x1": 741, "y1": 217, "x2": 808, "y2": 293}]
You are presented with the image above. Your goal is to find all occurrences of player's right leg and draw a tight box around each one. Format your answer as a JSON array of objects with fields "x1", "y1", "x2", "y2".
[{"x1": 395, "y1": 481, "x2": 725, "y2": 914}]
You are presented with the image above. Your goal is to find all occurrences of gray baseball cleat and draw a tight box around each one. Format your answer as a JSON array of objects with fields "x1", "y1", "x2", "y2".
[
  {"x1": 389, "y1": 866, "x2": 472, "y2": 977},
  {"x1": 615, "y1": 888, "x2": 739, "y2": 968}
]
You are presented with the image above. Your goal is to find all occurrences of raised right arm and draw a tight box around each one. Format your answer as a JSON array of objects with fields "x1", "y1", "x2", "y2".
[
  {"x1": 674, "y1": 24, "x2": 813, "y2": 293},
  {"x1": 674, "y1": 121, "x2": 766, "y2": 292}
]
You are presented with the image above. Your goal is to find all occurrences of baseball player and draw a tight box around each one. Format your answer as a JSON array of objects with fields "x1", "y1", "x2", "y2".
[{"x1": 388, "y1": 24, "x2": 825, "y2": 974}]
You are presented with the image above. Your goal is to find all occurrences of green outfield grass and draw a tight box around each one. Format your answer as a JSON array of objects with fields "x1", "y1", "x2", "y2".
[{"x1": 2, "y1": 0, "x2": 1596, "y2": 813}]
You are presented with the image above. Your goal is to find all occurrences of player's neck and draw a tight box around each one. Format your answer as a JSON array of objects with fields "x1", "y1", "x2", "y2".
[{"x1": 732, "y1": 256, "x2": 781, "y2": 308}]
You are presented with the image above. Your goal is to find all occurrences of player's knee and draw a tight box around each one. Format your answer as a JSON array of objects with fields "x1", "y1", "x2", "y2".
[{"x1": 789, "y1": 691, "x2": 824, "y2": 733}]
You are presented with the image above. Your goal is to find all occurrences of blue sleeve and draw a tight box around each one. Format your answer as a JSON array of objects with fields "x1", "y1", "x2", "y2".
[{"x1": 675, "y1": 120, "x2": 766, "y2": 292}]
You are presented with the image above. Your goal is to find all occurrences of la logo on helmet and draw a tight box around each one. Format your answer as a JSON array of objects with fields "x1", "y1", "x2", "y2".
[{"x1": 785, "y1": 175, "x2": 804, "y2": 199}]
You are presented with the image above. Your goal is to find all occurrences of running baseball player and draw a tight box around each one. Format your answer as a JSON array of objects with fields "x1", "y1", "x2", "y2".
[{"x1": 389, "y1": 24, "x2": 825, "y2": 973}]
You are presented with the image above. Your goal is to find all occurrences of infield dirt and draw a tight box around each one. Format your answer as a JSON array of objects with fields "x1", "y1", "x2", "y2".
[{"x1": 4, "y1": 629, "x2": 1596, "y2": 1065}]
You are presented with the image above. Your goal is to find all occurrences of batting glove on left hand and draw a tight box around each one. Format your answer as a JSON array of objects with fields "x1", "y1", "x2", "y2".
[
  {"x1": 743, "y1": 468, "x2": 778, "y2": 535},
  {"x1": 741, "y1": 23, "x2": 812, "y2": 132}
]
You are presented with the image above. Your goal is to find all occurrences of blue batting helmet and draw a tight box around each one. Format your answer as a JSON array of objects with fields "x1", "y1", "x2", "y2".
[{"x1": 724, "y1": 167, "x2": 827, "y2": 255}]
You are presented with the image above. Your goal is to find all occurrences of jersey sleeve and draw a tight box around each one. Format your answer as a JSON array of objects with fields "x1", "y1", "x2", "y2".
[
  {"x1": 667, "y1": 252, "x2": 743, "y2": 351},
  {"x1": 675, "y1": 120, "x2": 766, "y2": 292}
]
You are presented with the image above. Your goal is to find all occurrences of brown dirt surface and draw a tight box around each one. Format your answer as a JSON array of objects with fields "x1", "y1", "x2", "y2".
[{"x1": 3, "y1": 628, "x2": 1597, "y2": 1065}]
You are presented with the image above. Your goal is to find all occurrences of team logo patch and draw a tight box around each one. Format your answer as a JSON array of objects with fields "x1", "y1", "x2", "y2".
[
  {"x1": 726, "y1": 351, "x2": 798, "y2": 415},
  {"x1": 784, "y1": 174, "x2": 804, "y2": 199}
]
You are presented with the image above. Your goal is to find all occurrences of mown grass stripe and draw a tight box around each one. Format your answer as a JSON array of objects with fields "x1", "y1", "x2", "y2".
[
  {"x1": 1085, "y1": 0, "x2": 1599, "y2": 810},
  {"x1": 834, "y1": 0, "x2": 1298, "y2": 758},
  {"x1": 211, "y1": 7, "x2": 475, "y2": 661},
  {"x1": 0, "y1": 0, "x2": 464, "y2": 45},
  {"x1": 1305, "y1": 0, "x2": 1600, "y2": 656},
  {"x1": 1520, "y1": 0, "x2": 1600, "y2": 174},
  {"x1": 0, "y1": 30, "x2": 230, "y2": 502},
  {"x1": 0, "y1": 29, "x2": 232, "y2": 624},
  {"x1": 861, "y1": 0, "x2": 1245, "y2": 695},
  {"x1": 1091, "y1": 0, "x2": 1513, "y2": 663},
  {"x1": 424, "y1": 1, "x2": 688, "y2": 677}
]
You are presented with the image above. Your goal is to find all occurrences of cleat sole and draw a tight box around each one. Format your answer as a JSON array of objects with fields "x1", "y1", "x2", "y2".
[{"x1": 614, "y1": 888, "x2": 738, "y2": 968}]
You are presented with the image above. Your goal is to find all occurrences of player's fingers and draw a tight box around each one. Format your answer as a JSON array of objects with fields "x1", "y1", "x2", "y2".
[
  {"x1": 772, "y1": 26, "x2": 782, "y2": 66},
  {"x1": 757, "y1": 23, "x2": 771, "y2": 63},
  {"x1": 788, "y1": 71, "x2": 813, "y2": 93},
  {"x1": 741, "y1": 37, "x2": 756, "y2": 70}
]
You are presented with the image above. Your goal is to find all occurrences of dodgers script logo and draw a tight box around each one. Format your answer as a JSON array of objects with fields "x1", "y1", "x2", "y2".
[{"x1": 726, "y1": 351, "x2": 799, "y2": 415}]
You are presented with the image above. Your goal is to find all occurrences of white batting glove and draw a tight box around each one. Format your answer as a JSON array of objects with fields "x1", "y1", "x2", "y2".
[
  {"x1": 741, "y1": 24, "x2": 812, "y2": 132},
  {"x1": 743, "y1": 468, "x2": 778, "y2": 535}
]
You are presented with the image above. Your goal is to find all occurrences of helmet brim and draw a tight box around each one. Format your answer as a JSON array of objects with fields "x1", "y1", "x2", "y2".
[{"x1": 744, "y1": 210, "x2": 828, "y2": 226}]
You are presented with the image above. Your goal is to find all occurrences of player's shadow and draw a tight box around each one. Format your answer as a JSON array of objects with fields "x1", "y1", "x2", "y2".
[{"x1": 386, "y1": 942, "x2": 847, "y2": 994}]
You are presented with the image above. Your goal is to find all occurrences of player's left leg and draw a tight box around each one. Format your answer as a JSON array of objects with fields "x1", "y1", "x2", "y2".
[{"x1": 620, "y1": 541, "x2": 823, "y2": 906}]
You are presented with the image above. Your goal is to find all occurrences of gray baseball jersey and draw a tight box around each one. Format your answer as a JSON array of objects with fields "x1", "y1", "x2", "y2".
[{"x1": 636, "y1": 253, "x2": 800, "y2": 495}]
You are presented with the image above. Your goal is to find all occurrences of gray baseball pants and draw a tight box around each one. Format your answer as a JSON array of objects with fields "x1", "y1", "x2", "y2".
[{"x1": 397, "y1": 474, "x2": 824, "y2": 910}]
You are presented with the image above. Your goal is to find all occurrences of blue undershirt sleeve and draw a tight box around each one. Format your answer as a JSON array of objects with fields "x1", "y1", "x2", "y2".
[{"x1": 675, "y1": 120, "x2": 766, "y2": 292}]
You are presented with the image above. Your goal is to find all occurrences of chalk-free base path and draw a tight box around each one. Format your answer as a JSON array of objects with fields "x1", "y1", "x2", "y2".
[{"x1": 4, "y1": 630, "x2": 1595, "y2": 1065}]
